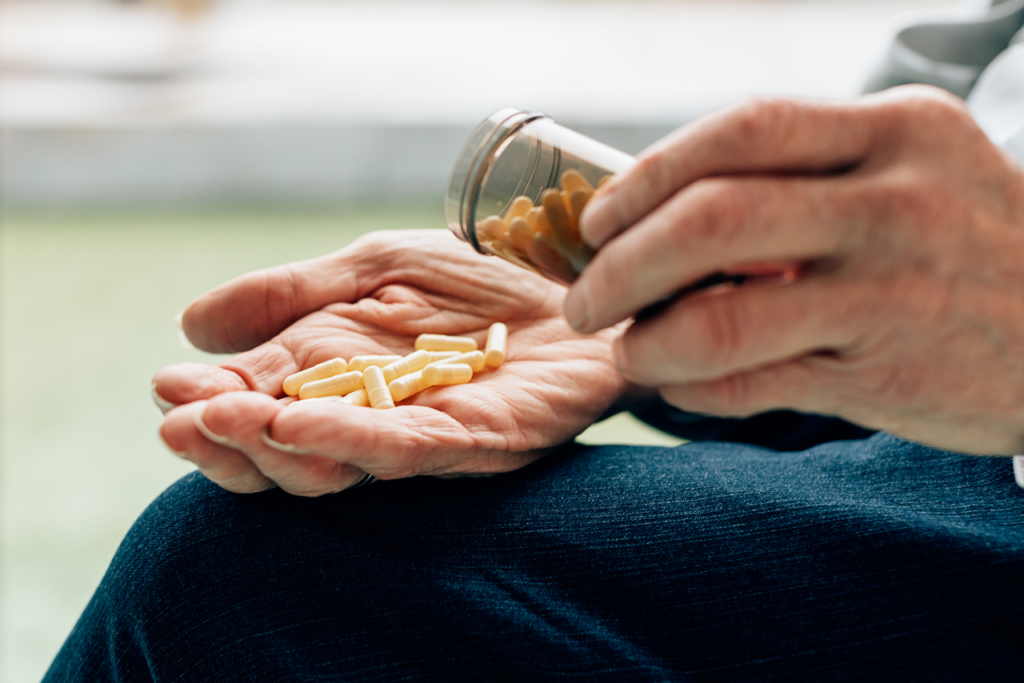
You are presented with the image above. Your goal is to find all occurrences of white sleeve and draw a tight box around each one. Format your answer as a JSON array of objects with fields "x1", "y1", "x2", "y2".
[
  {"x1": 863, "y1": 0, "x2": 1024, "y2": 98},
  {"x1": 968, "y1": 40, "x2": 1024, "y2": 163}
]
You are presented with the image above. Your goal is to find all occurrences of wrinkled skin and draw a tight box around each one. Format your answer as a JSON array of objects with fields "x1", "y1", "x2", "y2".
[
  {"x1": 156, "y1": 231, "x2": 634, "y2": 496},
  {"x1": 568, "y1": 85, "x2": 1024, "y2": 456}
]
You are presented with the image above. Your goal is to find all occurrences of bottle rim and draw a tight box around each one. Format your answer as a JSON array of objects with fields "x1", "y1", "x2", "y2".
[{"x1": 444, "y1": 108, "x2": 548, "y2": 253}]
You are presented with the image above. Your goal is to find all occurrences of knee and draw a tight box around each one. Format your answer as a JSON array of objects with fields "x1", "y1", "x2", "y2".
[{"x1": 99, "y1": 472, "x2": 261, "y2": 619}]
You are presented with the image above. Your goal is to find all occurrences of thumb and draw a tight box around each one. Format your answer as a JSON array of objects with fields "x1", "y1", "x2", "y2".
[{"x1": 181, "y1": 232, "x2": 404, "y2": 353}]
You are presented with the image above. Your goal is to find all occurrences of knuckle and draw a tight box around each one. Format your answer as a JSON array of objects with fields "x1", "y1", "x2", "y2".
[
  {"x1": 588, "y1": 244, "x2": 643, "y2": 311},
  {"x1": 633, "y1": 152, "x2": 676, "y2": 206},
  {"x1": 689, "y1": 299, "x2": 748, "y2": 373},
  {"x1": 728, "y1": 97, "x2": 791, "y2": 152},
  {"x1": 679, "y1": 179, "x2": 748, "y2": 249},
  {"x1": 341, "y1": 231, "x2": 398, "y2": 270},
  {"x1": 873, "y1": 85, "x2": 971, "y2": 140},
  {"x1": 707, "y1": 374, "x2": 757, "y2": 416},
  {"x1": 262, "y1": 267, "x2": 301, "y2": 327},
  {"x1": 900, "y1": 84, "x2": 968, "y2": 114}
]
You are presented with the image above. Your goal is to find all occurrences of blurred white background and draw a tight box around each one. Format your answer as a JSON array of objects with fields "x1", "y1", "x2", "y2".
[
  {"x1": 2, "y1": 1, "x2": 963, "y2": 680},
  {"x1": 2, "y1": 0, "x2": 966, "y2": 204}
]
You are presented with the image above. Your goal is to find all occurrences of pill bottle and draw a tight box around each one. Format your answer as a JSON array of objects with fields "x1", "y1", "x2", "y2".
[{"x1": 445, "y1": 108, "x2": 636, "y2": 285}]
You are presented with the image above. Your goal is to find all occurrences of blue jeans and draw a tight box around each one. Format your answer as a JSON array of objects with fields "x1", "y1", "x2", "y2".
[{"x1": 45, "y1": 414, "x2": 1024, "y2": 682}]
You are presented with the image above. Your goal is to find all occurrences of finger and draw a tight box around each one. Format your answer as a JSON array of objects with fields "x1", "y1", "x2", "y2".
[
  {"x1": 152, "y1": 362, "x2": 249, "y2": 411},
  {"x1": 268, "y1": 402, "x2": 544, "y2": 480},
  {"x1": 580, "y1": 96, "x2": 876, "y2": 249},
  {"x1": 160, "y1": 401, "x2": 276, "y2": 493},
  {"x1": 181, "y1": 230, "x2": 476, "y2": 354},
  {"x1": 218, "y1": 338, "x2": 298, "y2": 397},
  {"x1": 658, "y1": 356, "x2": 829, "y2": 419},
  {"x1": 152, "y1": 346, "x2": 300, "y2": 405},
  {"x1": 612, "y1": 276, "x2": 856, "y2": 386},
  {"x1": 567, "y1": 175, "x2": 851, "y2": 333},
  {"x1": 182, "y1": 250, "x2": 360, "y2": 354},
  {"x1": 200, "y1": 391, "x2": 366, "y2": 497}
]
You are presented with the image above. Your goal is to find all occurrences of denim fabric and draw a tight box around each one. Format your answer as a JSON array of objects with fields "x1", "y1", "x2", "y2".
[{"x1": 46, "y1": 434, "x2": 1023, "y2": 682}]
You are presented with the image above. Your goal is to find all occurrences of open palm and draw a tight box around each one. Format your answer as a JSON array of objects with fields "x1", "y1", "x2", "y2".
[{"x1": 156, "y1": 230, "x2": 633, "y2": 495}]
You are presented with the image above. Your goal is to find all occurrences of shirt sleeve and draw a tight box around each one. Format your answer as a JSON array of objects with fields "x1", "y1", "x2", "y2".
[
  {"x1": 968, "y1": 39, "x2": 1024, "y2": 164},
  {"x1": 863, "y1": 0, "x2": 1024, "y2": 98}
]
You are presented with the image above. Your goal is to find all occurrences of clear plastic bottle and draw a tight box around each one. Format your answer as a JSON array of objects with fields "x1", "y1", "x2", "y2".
[{"x1": 445, "y1": 109, "x2": 636, "y2": 285}]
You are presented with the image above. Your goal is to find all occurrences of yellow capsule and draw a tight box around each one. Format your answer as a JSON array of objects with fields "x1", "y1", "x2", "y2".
[
  {"x1": 562, "y1": 190, "x2": 576, "y2": 223},
  {"x1": 484, "y1": 322, "x2": 508, "y2": 367},
  {"x1": 476, "y1": 215, "x2": 508, "y2": 243},
  {"x1": 569, "y1": 187, "x2": 594, "y2": 228},
  {"x1": 363, "y1": 366, "x2": 395, "y2": 409},
  {"x1": 527, "y1": 231, "x2": 577, "y2": 284},
  {"x1": 431, "y1": 350, "x2": 485, "y2": 372},
  {"x1": 382, "y1": 350, "x2": 432, "y2": 383},
  {"x1": 508, "y1": 216, "x2": 534, "y2": 253},
  {"x1": 288, "y1": 396, "x2": 343, "y2": 407},
  {"x1": 339, "y1": 389, "x2": 370, "y2": 407},
  {"x1": 504, "y1": 196, "x2": 534, "y2": 222},
  {"x1": 487, "y1": 239, "x2": 542, "y2": 275},
  {"x1": 422, "y1": 363, "x2": 474, "y2": 387},
  {"x1": 541, "y1": 188, "x2": 580, "y2": 253},
  {"x1": 560, "y1": 168, "x2": 594, "y2": 194},
  {"x1": 388, "y1": 370, "x2": 430, "y2": 402},
  {"x1": 283, "y1": 358, "x2": 348, "y2": 396},
  {"x1": 415, "y1": 334, "x2": 478, "y2": 353},
  {"x1": 526, "y1": 206, "x2": 552, "y2": 237},
  {"x1": 427, "y1": 351, "x2": 460, "y2": 363},
  {"x1": 347, "y1": 355, "x2": 402, "y2": 373},
  {"x1": 298, "y1": 370, "x2": 363, "y2": 400}
]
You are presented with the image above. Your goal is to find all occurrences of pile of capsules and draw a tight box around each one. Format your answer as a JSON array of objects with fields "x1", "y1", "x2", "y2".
[
  {"x1": 282, "y1": 323, "x2": 508, "y2": 410},
  {"x1": 474, "y1": 169, "x2": 607, "y2": 285}
]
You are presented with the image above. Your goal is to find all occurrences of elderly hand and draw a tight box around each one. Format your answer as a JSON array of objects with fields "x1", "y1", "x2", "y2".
[
  {"x1": 154, "y1": 230, "x2": 634, "y2": 495},
  {"x1": 567, "y1": 85, "x2": 1024, "y2": 456}
]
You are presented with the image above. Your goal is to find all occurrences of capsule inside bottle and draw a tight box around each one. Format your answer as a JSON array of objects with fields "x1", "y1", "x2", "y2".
[{"x1": 445, "y1": 109, "x2": 636, "y2": 286}]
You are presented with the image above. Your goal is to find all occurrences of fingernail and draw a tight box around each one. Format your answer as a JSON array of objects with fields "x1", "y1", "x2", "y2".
[
  {"x1": 579, "y1": 195, "x2": 612, "y2": 249},
  {"x1": 194, "y1": 408, "x2": 237, "y2": 447},
  {"x1": 563, "y1": 285, "x2": 591, "y2": 333},
  {"x1": 346, "y1": 472, "x2": 376, "y2": 490},
  {"x1": 151, "y1": 383, "x2": 178, "y2": 415},
  {"x1": 260, "y1": 429, "x2": 314, "y2": 455},
  {"x1": 176, "y1": 310, "x2": 195, "y2": 350}
]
